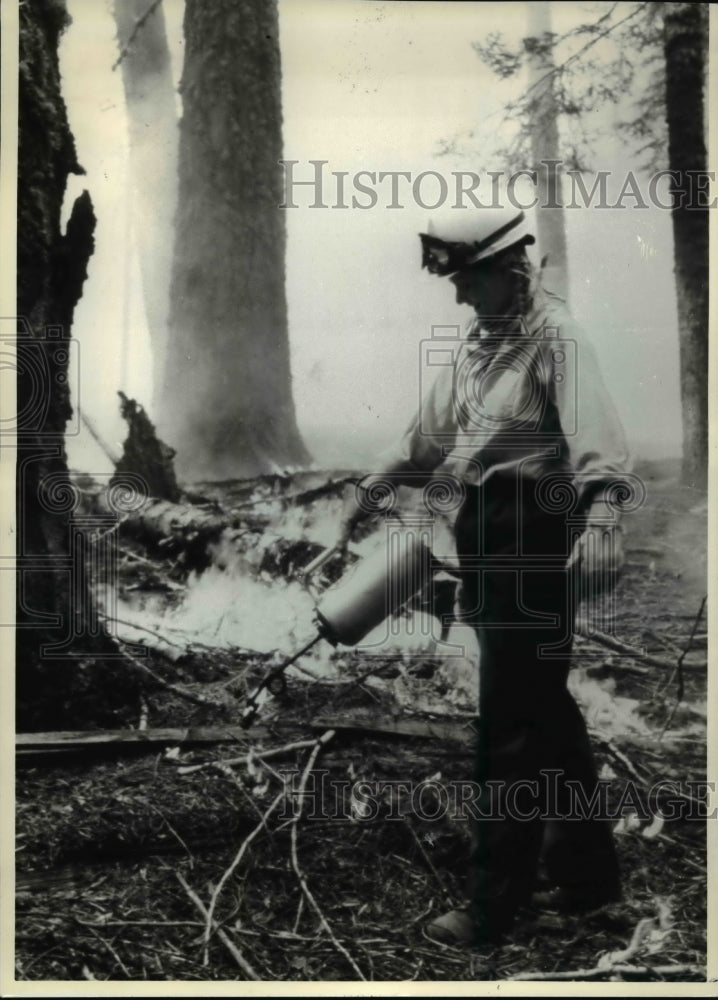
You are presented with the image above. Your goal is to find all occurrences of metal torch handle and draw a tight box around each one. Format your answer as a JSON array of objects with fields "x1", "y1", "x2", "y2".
[{"x1": 302, "y1": 546, "x2": 340, "y2": 580}]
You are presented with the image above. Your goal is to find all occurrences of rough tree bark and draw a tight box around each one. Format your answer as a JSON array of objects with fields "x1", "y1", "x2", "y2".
[
  {"x1": 17, "y1": 0, "x2": 136, "y2": 728},
  {"x1": 113, "y1": 0, "x2": 179, "y2": 408},
  {"x1": 663, "y1": 2, "x2": 708, "y2": 490},
  {"x1": 157, "y1": 0, "x2": 311, "y2": 482}
]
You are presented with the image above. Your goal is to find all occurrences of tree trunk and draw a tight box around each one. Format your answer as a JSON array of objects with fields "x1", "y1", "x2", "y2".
[
  {"x1": 663, "y1": 3, "x2": 708, "y2": 490},
  {"x1": 17, "y1": 0, "x2": 137, "y2": 728},
  {"x1": 157, "y1": 0, "x2": 311, "y2": 483},
  {"x1": 112, "y1": 0, "x2": 179, "y2": 409},
  {"x1": 525, "y1": 1, "x2": 569, "y2": 301}
]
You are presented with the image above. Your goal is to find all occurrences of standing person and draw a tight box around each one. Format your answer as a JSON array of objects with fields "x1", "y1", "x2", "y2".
[{"x1": 337, "y1": 205, "x2": 632, "y2": 946}]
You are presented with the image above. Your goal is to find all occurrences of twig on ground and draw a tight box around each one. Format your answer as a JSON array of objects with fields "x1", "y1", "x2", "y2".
[
  {"x1": 176, "y1": 872, "x2": 261, "y2": 980},
  {"x1": 220, "y1": 656, "x2": 323, "y2": 691},
  {"x1": 410, "y1": 902, "x2": 436, "y2": 925},
  {"x1": 148, "y1": 802, "x2": 194, "y2": 865},
  {"x1": 202, "y1": 788, "x2": 285, "y2": 963},
  {"x1": 120, "y1": 646, "x2": 213, "y2": 706},
  {"x1": 594, "y1": 735, "x2": 645, "y2": 783},
  {"x1": 319, "y1": 655, "x2": 407, "y2": 697},
  {"x1": 517, "y1": 904, "x2": 681, "y2": 981},
  {"x1": 600, "y1": 914, "x2": 661, "y2": 966},
  {"x1": 214, "y1": 760, "x2": 268, "y2": 825},
  {"x1": 83, "y1": 923, "x2": 132, "y2": 977},
  {"x1": 292, "y1": 894, "x2": 305, "y2": 934},
  {"x1": 119, "y1": 547, "x2": 157, "y2": 568},
  {"x1": 403, "y1": 818, "x2": 454, "y2": 904},
  {"x1": 288, "y1": 730, "x2": 367, "y2": 980},
  {"x1": 102, "y1": 612, "x2": 185, "y2": 649},
  {"x1": 660, "y1": 595, "x2": 707, "y2": 740},
  {"x1": 644, "y1": 629, "x2": 684, "y2": 658},
  {"x1": 512, "y1": 963, "x2": 701, "y2": 981},
  {"x1": 575, "y1": 620, "x2": 705, "y2": 672},
  {"x1": 178, "y1": 738, "x2": 321, "y2": 775},
  {"x1": 77, "y1": 919, "x2": 203, "y2": 929}
]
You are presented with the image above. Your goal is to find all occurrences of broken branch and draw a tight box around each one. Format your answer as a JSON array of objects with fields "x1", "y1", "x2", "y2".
[
  {"x1": 575, "y1": 620, "x2": 706, "y2": 672},
  {"x1": 202, "y1": 788, "x2": 286, "y2": 963},
  {"x1": 288, "y1": 730, "x2": 367, "y2": 980},
  {"x1": 121, "y1": 647, "x2": 214, "y2": 706},
  {"x1": 660, "y1": 595, "x2": 707, "y2": 739},
  {"x1": 176, "y1": 872, "x2": 261, "y2": 980},
  {"x1": 178, "y1": 737, "x2": 321, "y2": 775},
  {"x1": 513, "y1": 963, "x2": 701, "y2": 981}
]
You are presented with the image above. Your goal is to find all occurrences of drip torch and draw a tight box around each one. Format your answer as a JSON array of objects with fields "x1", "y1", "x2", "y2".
[{"x1": 240, "y1": 530, "x2": 434, "y2": 726}]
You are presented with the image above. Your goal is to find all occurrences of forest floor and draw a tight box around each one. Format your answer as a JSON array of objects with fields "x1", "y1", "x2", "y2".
[{"x1": 14, "y1": 459, "x2": 710, "y2": 984}]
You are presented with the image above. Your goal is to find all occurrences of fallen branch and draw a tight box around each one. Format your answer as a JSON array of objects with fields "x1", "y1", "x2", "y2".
[
  {"x1": 16, "y1": 715, "x2": 478, "y2": 763},
  {"x1": 288, "y1": 730, "x2": 367, "y2": 980},
  {"x1": 202, "y1": 788, "x2": 286, "y2": 963},
  {"x1": 176, "y1": 872, "x2": 261, "y2": 980},
  {"x1": 403, "y1": 817, "x2": 454, "y2": 904},
  {"x1": 77, "y1": 919, "x2": 202, "y2": 929},
  {"x1": 82, "y1": 923, "x2": 131, "y2": 977},
  {"x1": 102, "y1": 612, "x2": 187, "y2": 662},
  {"x1": 594, "y1": 736, "x2": 645, "y2": 783},
  {"x1": 212, "y1": 760, "x2": 269, "y2": 826},
  {"x1": 643, "y1": 629, "x2": 684, "y2": 659},
  {"x1": 119, "y1": 546, "x2": 157, "y2": 568},
  {"x1": 513, "y1": 963, "x2": 702, "y2": 981},
  {"x1": 660, "y1": 596, "x2": 707, "y2": 739},
  {"x1": 122, "y1": 647, "x2": 215, "y2": 706},
  {"x1": 310, "y1": 714, "x2": 477, "y2": 744},
  {"x1": 178, "y1": 737, "x2": 322, "y2": 775},
  {"x1": 292, "y1": 895, "x2": 305, "y2": 934},
  {"x1": 92, "y1": 491, "x2": 230, "y2": 551},
  {"x1": 16, "y1": 726, "x2": 256, "y2": 753},
  {"x1": 599, "y1": 914, "x2": 663, "y2": 967},
  {"x1": 575, "y1": 621, "x2": 706, "y2": 672}
]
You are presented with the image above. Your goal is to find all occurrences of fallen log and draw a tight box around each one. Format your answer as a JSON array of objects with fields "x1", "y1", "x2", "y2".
[
  {"x1": 94, "y1": 493, "x2": 230, "y2": 546},
  {"x1": 16, "y1": 725, "x2": 281, "y2": 756},
  {"x1": 16, "y1": 716, "x2": 477, "y2": 766},
  {"x1": 311, "y1": 714, "x2": 475, "y2": 744}
]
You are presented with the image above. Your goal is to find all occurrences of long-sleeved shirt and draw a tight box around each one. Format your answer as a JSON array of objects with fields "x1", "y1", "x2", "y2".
[{"x1": 384, "y1": 283, "x2": 632, "y2": 513}]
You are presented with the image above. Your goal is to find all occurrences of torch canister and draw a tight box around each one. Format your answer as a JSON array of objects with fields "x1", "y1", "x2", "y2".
[{"x1": 314, "y1": 531, "x2": 433, "y2": 646}]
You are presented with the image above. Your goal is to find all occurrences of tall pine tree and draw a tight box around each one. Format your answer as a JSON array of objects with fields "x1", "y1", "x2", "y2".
[{"x1": 158, "y1": 0, "x2": 311, "y2": 481}]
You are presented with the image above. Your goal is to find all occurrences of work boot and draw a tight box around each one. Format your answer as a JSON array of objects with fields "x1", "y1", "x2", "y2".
[
  {"x1": 424, "y1": 905, "x2": 510, "y2": 948},
  {"x1": 424, "y1": 908, "x2": 477, "y2": 947}
]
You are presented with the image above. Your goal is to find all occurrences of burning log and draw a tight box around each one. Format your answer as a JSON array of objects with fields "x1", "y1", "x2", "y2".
[
  {"x1": 116, "y1": 497, "x2": 228, "y2": 547},
  {"x1": 88, "y1": 489, "x2": 232, "y2": 571}
]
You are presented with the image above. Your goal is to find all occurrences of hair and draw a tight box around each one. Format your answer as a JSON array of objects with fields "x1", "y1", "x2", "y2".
[
  {"x1": 492, "y1": 241, "x2": 536, "y2": 319},
  {"x1": 473, "y1": 241, "x2": 538, "y2": 333}
]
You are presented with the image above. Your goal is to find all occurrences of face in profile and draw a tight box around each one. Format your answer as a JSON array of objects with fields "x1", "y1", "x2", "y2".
[{"x1": 449, "y1": 258, "x2": 514, "y2": 318}]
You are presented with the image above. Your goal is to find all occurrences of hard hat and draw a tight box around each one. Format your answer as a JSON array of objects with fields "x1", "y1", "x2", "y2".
[{"x1": 420, "y1": 206, "x2": 535, "y2": 276}]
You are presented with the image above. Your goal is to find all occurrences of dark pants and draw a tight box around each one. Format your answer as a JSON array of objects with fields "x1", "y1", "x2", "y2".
[{"x1": 454, "y1": 476, "x2": 620, "y2": 935}]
